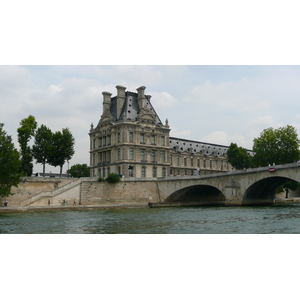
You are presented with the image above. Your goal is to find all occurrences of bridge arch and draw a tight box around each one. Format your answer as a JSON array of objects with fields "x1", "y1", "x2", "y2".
[
  {"x1": 242, "y1": 176, "x2": 299, "y2": 205},
  {"x1": 165, "y1": 184, "x2": 226, "y2": 206}
]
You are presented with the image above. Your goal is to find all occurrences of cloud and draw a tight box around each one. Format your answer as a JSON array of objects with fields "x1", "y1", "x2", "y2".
[{"x1": 150, "y1": 91, "x2": 177, "y2": 109}]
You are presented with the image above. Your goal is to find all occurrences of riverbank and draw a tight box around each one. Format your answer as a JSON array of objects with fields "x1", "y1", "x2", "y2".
[{"x1": 0, "y1": 203, "x2": 148, "y2": 212}]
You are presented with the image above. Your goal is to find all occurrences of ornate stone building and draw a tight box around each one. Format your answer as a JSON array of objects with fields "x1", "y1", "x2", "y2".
[{"x1": 89, "y1": 85, "x2": 234, "y2": 178}]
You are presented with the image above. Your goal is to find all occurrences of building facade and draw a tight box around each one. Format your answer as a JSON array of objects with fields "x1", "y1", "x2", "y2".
[{"x1": 89, "y1": 85, "x2": 235, "y2": 178}]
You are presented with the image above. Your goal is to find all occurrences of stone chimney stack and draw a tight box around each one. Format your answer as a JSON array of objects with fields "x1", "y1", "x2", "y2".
[
  {"x1": 116, "y1": 85, "x2": 126, "y2": 120},
  {"x1": 137, "y1": 86, "x2": 147, "y2": 109},
  {"x1": 102, "y1": 91, "x2": 112, "y2": 113}
]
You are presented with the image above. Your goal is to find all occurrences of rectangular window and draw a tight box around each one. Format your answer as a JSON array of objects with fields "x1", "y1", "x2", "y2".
[
  {"x1": 129, "y1": 132, "x2": 133, "y2": 143},
  {"x1": 161, "y1": 136, "x2": 165, "y2": 146},
  {"x1": 210, "y1": 160, "x2": 212, "y2": 169},
  {"x1": 191, "y1": 158, "x2": 193, "y2": 167},
  {"x1": 140, "y1": 133, "x2": 145, "y2": 144},
  {"x1": 161, "y1": 151, "x2": 166, "y2": 162},
  {"x1": 103, "y1": 136, "x2": 106, "y2": 146},
  {"x1": 152, "y1": 150, "x2": 156, "y2": 163},
  {"x1": 99, "y1": 137, "x2": 102, "y2": 148},
  {"x1": 184, "y1": 157, "x2": 187, "y2": 166},
  {"x1": 141, "y1": 149, "x2": 145, "y2": 162},
  {"x1": 141, "y1": 166, "x2": 146, "y2": 178},
  {"x1": 170, "y1": 155, "x2": 173, "y2": 165},
  {"x1": 118, "y1": 132, "x2": 121, "y2": 143},
  {"x1": 162, "y1": 168, "x2": 166, "y2": 177},
  {"x1": 153, "y1": 167, "x2": 157, "y2": 177},
  {"x1": 204, "y1": 159, "x2": 206, "y2": 168},
  {"x1": 93, "y1": 139, "x2": 96, "y2": 149},
  {"x1": 130, "y1": 148, "x2": 134, "y2": 160},
  {"x1": 177, "y1": 156, "x2": 179, "y2": 166},
  {"x1": 151, "y1": 135, "x2": 155, "y2": 145},
  {"x1": 197, "y1": 159, "x2": 200, "y2": 168},
  {"x1": 118, "y1": 148, "x2": 121, "y2": 160}
]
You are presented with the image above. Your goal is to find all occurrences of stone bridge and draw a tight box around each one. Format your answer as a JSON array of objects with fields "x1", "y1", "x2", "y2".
[{"x1": 155, "y1": 163, "x2": 300, "y2": 206}]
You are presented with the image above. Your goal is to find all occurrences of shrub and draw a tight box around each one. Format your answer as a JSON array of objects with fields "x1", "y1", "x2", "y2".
[
  {"x1": 98, "y1": 177, "x2": 105, "y2": 182},
  {"x1": 105, "y1": 173, "x2": 121, "y2": 183}
]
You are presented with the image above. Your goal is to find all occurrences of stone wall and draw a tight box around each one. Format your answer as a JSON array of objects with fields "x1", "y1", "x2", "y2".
[{"x1": 3, "y1": 177, "x2": 159, "y2": 206}]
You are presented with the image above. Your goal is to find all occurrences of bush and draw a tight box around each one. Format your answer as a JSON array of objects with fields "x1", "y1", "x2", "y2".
[
  {"x1": 105, "y1": 173, "x2": 121, "y2": 183},
  {"x1": 98, "y1": 177, "x2": 105, "y2": 182}
]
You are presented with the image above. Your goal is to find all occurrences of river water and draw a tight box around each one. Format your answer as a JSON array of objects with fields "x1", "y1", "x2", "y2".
[{"x1": 1, "y1": 203, "x2": 300, "y2": 233}]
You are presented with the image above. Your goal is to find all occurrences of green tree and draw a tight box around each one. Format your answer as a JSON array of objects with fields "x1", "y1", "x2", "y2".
[
  {"x1": 253, "y1": 125, "x2": 300, "y2": 167},
  {"x1": 67, "y1": 164, "x2": 90, "y2": 178},
  {"x1": 32, "y1": 125, "x2": 53, "y2": 177},
  {"x1": 105, "y1": 173, "x2": 121, "y2": 183},
  {"x1": 48, "y1": 128, "x2": 75, "y2": 177},
  {"x1": 227, "y1": 143, "x2": 253, "y2": 170},
  {"x1": 17, "y1": 115, "x2": 37, "y2": 176},
  {"x1": 0, "y1": 124, "x2": 22, "y2": 198}
]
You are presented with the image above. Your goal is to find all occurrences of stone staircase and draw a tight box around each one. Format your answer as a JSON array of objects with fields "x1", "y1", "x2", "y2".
[{"x1": 20, "y1": 178, "x2": 83, "y2": 206}]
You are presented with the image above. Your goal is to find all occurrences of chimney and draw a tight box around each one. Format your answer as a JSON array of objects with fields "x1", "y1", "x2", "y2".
[
  {"x1": 116, "y1": 85, "x2": 126, "y2": 120},
  {"x1": 102, "y1": 91, "x2": 112, "y2": 113},
  {"x1": 137, "y1": 86, "x2": 147, "y2": 109}
]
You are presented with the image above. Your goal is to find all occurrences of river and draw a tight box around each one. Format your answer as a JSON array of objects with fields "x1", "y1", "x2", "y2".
[{"x1": 1, "y1": 203, "x2": 300, "y2": 233}]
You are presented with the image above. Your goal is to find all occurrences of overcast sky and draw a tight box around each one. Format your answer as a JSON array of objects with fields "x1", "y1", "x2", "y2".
[{"x1": 1, "y1": 65, "x2": 300, "y2": 173}]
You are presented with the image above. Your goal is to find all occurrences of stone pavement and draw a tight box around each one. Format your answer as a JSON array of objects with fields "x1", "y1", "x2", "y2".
[{"x1": 0, "y1": 203, "x2": 148, "y2": 212}]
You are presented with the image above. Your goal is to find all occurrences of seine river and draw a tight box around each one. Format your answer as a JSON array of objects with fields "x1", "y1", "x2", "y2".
[{"x1": 1, "y1": 203, "x2": 300, "y2": 233}]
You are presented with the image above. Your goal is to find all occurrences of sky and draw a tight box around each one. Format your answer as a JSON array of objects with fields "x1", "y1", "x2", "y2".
[{"x1": 1, "y1": 65, "x2": 300, "y2": 173}]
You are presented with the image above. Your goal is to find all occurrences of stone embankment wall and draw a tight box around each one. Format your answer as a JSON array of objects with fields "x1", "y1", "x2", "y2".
[{"x1": 3, "y1": 177, "x2": 159, "y2": 206}]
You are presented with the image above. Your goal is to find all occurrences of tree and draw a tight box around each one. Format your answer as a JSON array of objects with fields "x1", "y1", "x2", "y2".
[
  {"x1": 67, "y1": 164, "x2": 90, "y2": 178},
  {"x1": 253, "y1": 125, "x2": 300, "y2": 167},
  {"x1": 48, "y1": 128, "x2": 75, "y2": 177},
  {"x1": 227, "y1": 143, "x2": 253, "y2": 170},
  {"x1": 105, "y1": 173, "x2": 121, "y2": 183},
  {"x1": 0, "y1": 124, "x2": 22, "y2": 198},
  {"x1": 32, "y1": 125, "x2": 53, "y2": 177},
  {"x1": 17, "y1": 115, "x2": 37, "y2": 176}
]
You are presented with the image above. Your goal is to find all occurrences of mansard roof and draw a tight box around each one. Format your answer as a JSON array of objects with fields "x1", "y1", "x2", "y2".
[{"x1": 110, "y1": 91, "x2": 163, "y2": 125}]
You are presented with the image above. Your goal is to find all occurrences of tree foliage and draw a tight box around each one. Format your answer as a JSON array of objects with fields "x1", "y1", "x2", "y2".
[
  {"x1": 17, "y1": 115, "x2": 37, "y2": 176},
  {"x1": 0, "y1": 124, "x2": 22, "y2": 198},
  {"x1": 227, "y1": 143, "x2": 253, "y2": 170},
  {"x1": 105, "y1": 173, "x2": 121, "y2": 183},
  {"x1": 67, "y1": 164, "x2": 90, "y2": 178},
  {"x1": 32, "y1": 125, "x2": 53, "y2": 176},
  {"x1": 48, "y1": 128, "x2": 75, "y2": 177},
  {"x1": 253, "y1": 125, "x2": 300, "y2": 167}
]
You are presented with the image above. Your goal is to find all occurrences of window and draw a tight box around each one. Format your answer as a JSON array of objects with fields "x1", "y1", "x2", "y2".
[
  {"x1": 210, "y1": 160, "x2": 212, "y2": 169},
  {"x1": 204, "y1": 159, "x2": 206, "y2": 168},
  {"x1": 103, "y1": 168, "x2": 106, "y2": 177},
  {"x1": 141, "y1": 149, "x2": 145, "y2": 162},
  {"x1": 177, "y1": 156, "x2": 180, "y2": 166},
  {"x1": 140, "y1": 133, "x2": 145, "y2": 144},
  {"x1": 191, "y1": 158, "x2": 193, "y2": 167},
  {"x1": 99, "y1": 137, "x2": 102, "y2": 147},
  {"x1": 118, "y1": 132, "x2": 121, "y2": 143},
  {"x1": 151, "y1": 135, "x2": 155, "y2": 145},
  {"x1": 161, "y1": 151, "x2": 166, "y2": 162},
  {"x1": 197, "y1": 159, "x2": 200, "y2": 167},
  {"x1": 141, "y1": 166, "x2": 146, "y2": 178},
  {"x1": 93, "y1": 153, "x2": 96, "y2": 165},
  {"x1": 184, "y1": 157, "x2": 187, "y2": 166},
  {"x1": 151, "y1": 150, "x2": 156, "y2": 163},
  {"x1": 118, "y1": 148, "x2": 121, "y2": 160},
  {"x1": 93, "y1": 139, "x2": 96, "y2": 149},
  {"x1": 170, "y1": 155, "x2": 173, "y2": 165},
  {"x1": 161, "y1": 136, "x2": 165, "y2": 146},
  {"x1": 162, "y1": 168, "x2": 166, "y2": 177},
  {"x1": 129, "y1": 132, "x2": 133, "y2": 143},
  {"x1": 153, "y1": 167, "x2": 157, "y2": 177},
  {"x1": 129, "y1": 148, "x2": 134, "y2": 160}
]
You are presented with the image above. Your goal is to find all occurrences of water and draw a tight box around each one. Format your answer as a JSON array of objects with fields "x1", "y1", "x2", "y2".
[{"x1": 1, "y1": 203, "x2": 300, "y2": 233}]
